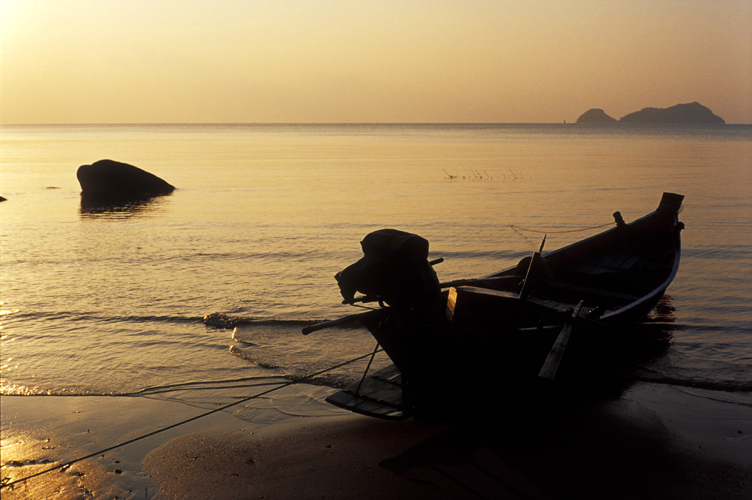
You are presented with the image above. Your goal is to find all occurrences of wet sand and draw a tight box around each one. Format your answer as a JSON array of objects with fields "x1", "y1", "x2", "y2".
[{"x1": 2, "y1": 382, "x2": 750, "y2": 499}]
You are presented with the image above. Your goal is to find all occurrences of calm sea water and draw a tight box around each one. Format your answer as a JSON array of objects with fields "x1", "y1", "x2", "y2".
[{"x1": 1, "y1": 124, "x2": 751, "y2": 414}]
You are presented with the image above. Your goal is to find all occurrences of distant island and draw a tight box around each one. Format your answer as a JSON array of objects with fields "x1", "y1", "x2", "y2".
[
  {"x1": 576, "y1": 102, "x2": 725, "y2": 124},
  {"x1": 576, "y1": 108, "x2": 617, "y2": 124}
]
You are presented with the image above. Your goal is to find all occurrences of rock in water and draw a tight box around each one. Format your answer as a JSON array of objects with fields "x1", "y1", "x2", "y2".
[
  {"x1": 203, "y1": 313, "x2": 246, "y2": 329},
  {"x1": 77, "y1": 159, "x2": 175, "y2": 201}
]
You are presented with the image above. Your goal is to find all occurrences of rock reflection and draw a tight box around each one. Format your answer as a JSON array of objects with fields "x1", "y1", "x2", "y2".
[{"x1": 79, "y1": 194, "x2": 170, "y2": 219}]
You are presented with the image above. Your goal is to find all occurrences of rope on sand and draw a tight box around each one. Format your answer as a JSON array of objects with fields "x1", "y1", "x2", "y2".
[{"x1": 1, "y1": 350, "x2": 382, "y2": 490}]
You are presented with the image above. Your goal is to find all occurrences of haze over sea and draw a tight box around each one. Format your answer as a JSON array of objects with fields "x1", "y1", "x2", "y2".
[{"x1": 1, "y1": 123, "x2": 751, "y2": 416}]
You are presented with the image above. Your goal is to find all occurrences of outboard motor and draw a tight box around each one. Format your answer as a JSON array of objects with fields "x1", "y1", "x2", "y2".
[{"x1": 335, "y1": 229, "x2": 440, "y2": 310}]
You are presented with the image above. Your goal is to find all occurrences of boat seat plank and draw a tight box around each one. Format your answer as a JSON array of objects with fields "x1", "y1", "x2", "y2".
[
  {"x1": 636, "y1": 260, "x2": 665, "y2": 270},
  {"x1": 539, "y1": 279, "x2": 639, "y2": 301},
  {"x1": 573, "y1": 251, "x2": 648, "y2": 274},
  {"x1": 526, "y1": 297, "x2": 573, "y2": 311},
  {"x1": 569, "y1": 264, "x2": 616, "y2": 275},
  {"x1": 447, "y1": 286, "x2": 521, "y2": 324},
  {"x1": 617, "y1": 255, "x2": 643, "y2": 270},
  {"x1": 587, "y1": 253, "x2": 633, "y2": 270}
]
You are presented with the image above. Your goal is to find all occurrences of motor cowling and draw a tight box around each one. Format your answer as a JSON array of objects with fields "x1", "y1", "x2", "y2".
[{"x1": 335, "y1": 229, "x2": 440, "y2": 310}]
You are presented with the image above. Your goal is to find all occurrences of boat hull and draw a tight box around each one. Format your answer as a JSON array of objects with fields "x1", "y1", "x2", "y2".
[{"x1": 319, "y1": 193, "x2": 684, "y2": 418}]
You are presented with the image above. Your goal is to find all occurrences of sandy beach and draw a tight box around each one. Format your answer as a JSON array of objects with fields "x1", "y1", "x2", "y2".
[{"x1": 2, "y1": 382, "x2": 750, "y2": 499}]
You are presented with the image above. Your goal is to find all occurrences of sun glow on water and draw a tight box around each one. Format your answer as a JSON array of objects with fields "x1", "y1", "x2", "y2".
[{"x1": 1, "y1": 124, "x2": 750, "y2": 400}]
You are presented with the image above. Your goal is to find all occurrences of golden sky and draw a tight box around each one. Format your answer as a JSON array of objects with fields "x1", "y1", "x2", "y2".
[{"x1": 2, "y1": 0, "x2": 751, "y2": 124}]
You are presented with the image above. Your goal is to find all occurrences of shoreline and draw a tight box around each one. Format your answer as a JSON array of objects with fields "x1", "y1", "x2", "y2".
[{"x1": 2, "y1": 382, "x2": 750, "y2": 499}]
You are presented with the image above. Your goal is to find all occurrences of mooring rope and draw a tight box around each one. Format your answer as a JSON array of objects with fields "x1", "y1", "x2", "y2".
[
  {"x1": 510, "y1": 221, "x2": 615, "y2": 234},
  {"x1": 1, "y1": 349, "x2": 383, "y2": 490},
  {"x1": 124, "y1": 375, "x2": 291, "y2": 396}
]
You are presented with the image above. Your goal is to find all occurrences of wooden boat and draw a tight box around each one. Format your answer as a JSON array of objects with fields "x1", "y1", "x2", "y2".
[{"x1": 306, "y1": 193, "x2": 684, "y2": 419}]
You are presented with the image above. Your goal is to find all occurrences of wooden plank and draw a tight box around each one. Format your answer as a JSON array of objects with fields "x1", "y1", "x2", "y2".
[
  {"x1": 592, "y1": 253, "x2": 631, "y2": 269},
  {"x1": 538, "y1": 300, "x2": 585, "y2": 380},
  {"x1": 369, "y1": 364, "x2": 402, "y2": 383},
  {"x1": 439, "y1": 275, "x2": 523, "y2": 289},
  {"x1": 616, "y1": 255, "x2": 642, "y2": 270},
  {"x1": 352, "y1": 377, "x2": 403, "y2": 403},
  {"x1": 448, "y1": 286, "x2": 521, "y2": 324},
  {"x1": 325, "y1": 391, "x2": 407, "y2": 420},
  {"x1": 539, "y1": 279, "x2": 638, "y2": 301},
  {"x1": 324, "y1": 365, "x2": 410, "y2": 420},
  {"x1": 636, "y1": 260, "x2": 664, "y2": 270},
  {"x1": 570, "y1": 264, "x2": 614, "y2": 275},
  {"x1": 527, "y1": 297, "x2": 572, "y2": 311}
]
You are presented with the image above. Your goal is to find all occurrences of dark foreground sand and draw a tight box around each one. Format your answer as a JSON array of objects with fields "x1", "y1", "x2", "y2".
[{"x1": 2, "y1": 383, "x2": 750, "y2": 499}]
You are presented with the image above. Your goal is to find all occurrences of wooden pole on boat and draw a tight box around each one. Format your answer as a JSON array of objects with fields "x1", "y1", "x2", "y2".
[
  {"x1": 302, "y1": 309, "x2": 383, "y2": 335},
  {"x1": 538, "y1": 300, "x2": 585, "y2": 381},
  {"x1": 519, "y1": 236, "x2": 546, "y2": 299}
]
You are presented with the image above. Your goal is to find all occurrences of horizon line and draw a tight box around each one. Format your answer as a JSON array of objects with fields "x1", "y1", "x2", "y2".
[{"x1": 1, "y1": 121, "x2": 746, "y2": 126}]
